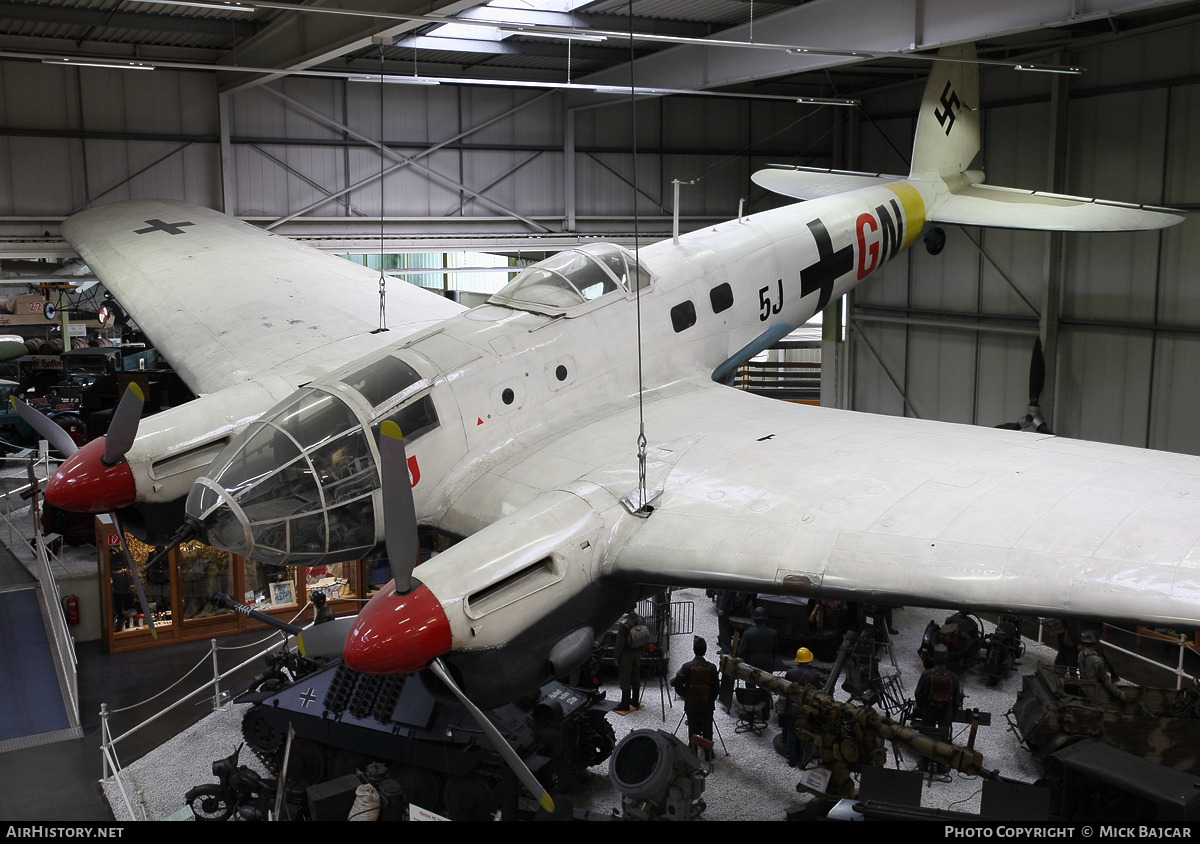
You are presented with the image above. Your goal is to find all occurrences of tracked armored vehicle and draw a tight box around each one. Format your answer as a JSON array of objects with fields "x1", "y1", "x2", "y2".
[
  {"x1": 1009, "y1": 663, "x2": 1200, "y2": 773},
  {"x1": 237, "y1": 657, "x2": 616, "y2": 820}
]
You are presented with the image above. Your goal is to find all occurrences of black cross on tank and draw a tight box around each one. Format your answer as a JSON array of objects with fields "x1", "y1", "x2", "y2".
[{"x1": 134, "y1": 219, "x2": 194, "y2": 236}]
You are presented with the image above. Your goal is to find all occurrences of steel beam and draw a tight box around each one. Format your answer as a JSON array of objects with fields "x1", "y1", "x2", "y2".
[
  {"x1": 216, "y1": 0, "x2": 482, "y2": 95},
  {"x1": 259, "y1": 86, "x2": 553, "y2": 231},
  {"x1": 579, "y1": 0, "x2": 1192, "y2": 92}
]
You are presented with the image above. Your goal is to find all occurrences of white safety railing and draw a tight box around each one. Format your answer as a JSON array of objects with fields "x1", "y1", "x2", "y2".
[
  {"x1": 98, "y1": 609, "x2": 313, "y2": 821},
  {"x1": 1102, "y1": 622, "x2": 1196, "y2": 690}
]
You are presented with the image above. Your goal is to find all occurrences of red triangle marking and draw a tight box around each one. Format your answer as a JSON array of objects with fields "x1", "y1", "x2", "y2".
[{"x1": 477, "y1": 417, "x2": 484, "y2": 426}]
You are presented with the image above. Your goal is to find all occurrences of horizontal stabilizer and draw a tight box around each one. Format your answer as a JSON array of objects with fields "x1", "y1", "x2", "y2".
[
  {"x1": 753, "y1": 166, "x2": 904, "y2": 201},
  {"x1": 931, "y1": 183, "x2": 1183, "y2": 232}
]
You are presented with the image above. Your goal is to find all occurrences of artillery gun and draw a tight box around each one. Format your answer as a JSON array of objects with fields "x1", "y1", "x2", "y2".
[{"x1": 720, "y1": 655, "x2": 987, "y2": 803}]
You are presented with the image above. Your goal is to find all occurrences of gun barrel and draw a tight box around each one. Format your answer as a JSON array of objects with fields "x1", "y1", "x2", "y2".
[{"x1": 719, "y1": 655, "x2": 983, "y2": 776}]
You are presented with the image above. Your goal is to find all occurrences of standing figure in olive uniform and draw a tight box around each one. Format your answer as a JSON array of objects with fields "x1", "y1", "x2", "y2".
[
  {"x1": 671, "y1": 636, "x2": 720, "y2": 757},
  {"x1": 1078, "y1": 629, "x2": 1136, "y2": 702},
  {"x1": 614, "y1": 608, "x2": 647, "y2": 715}
]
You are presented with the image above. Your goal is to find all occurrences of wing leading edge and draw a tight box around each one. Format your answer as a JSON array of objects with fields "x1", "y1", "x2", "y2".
[{"x1": 576, "y1": 383, "x2": 1200, "y2": 628}]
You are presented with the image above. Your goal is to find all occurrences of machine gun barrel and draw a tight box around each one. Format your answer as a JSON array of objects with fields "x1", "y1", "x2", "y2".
[
  {"x1": 212, "y1": 591, "x2": 304, "y2": 636},
  {"x1": 719, "y1": 655, "x2": 984, "y2": 776}
]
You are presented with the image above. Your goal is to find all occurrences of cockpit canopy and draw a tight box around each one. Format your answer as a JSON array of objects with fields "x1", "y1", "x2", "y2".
[
  {"x1": 488, "y1": 243, "x2": 650, "y2": 314},
  {"x1": 186, "y1": 355, "x2": 438, "y2": 566}
]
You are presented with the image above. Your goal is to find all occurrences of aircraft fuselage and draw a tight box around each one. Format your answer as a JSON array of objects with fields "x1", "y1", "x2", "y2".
[{"x1": 185, "y1": 181, "x2": 929, "y2": 703}]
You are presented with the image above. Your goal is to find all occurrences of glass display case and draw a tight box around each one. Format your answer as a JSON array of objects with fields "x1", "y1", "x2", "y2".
[{"x1": 95, "y1": 517, "x2": 373, "y2": 654}]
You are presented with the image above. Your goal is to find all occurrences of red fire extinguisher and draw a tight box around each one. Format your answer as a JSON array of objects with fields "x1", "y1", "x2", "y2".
[{"x1": 62, "y1": 595, "x2": 80, "y2": 626}]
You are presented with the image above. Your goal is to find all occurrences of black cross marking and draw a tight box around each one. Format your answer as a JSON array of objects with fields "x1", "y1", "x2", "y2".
[
  {"x1": 934, "y1": 81, "x2": 961, "y2": 136},
  {"x1": 800, "y1": 219, "x2": 853, "y2": 313},
  {"x1": 134, "y1": 219, "x2": 194, "y2": 236},
  {"x1": 299, "y1": 688, "x2": 318, "y2": 708}
]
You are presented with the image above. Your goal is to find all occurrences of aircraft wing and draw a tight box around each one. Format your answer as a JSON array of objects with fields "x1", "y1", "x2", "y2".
[
  {"x1": 462, "y1": 380, "x2": 1200, "y2": 628},
  {"x1": 61, "y1": 199, "x2": 465, "y2": 395}
]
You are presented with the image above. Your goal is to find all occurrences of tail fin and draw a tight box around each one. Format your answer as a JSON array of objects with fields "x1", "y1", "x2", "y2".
[{"x1": 910, "y1": 43, "x2": 980, "y2": 180}]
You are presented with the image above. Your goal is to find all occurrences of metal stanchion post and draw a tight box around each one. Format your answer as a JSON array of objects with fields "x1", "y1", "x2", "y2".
[
  {"x1": 100, "y1": 703, "x2": 109, "y2": 782},
  {"x1": 1179, "y1": 633, "x2": 1187, "y2": 691},
  {"x1": 211, "y1": 639, "x2": 221, "y2": 710}
]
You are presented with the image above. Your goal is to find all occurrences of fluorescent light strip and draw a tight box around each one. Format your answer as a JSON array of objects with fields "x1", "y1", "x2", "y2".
[
  {"x1": 348, "y1": 74, "x2": 440, "y2": 86},
  {"x1": 42, "y1": 58, "x2": 153, "y2": 70},
  {"x1": 497, "y1": 27, "x2": 606, "y2": 42},
  {"x1": 129, "y1": 0, "x2": 255, "y2": 12}
]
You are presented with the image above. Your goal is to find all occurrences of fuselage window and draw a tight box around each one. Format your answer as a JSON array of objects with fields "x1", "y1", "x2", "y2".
[
  {"x1": 671, "y1": 300, "x2": 697, "y2": 333},
  {"x1": 371, "y1": 394, "x2": 440, "y2": 447},
  {"x1": 345, "y1": 356, "x2": 423, "y2": 408},
  {"x1": 710, "y1": 282, "x2": 734, "y2": 314}
]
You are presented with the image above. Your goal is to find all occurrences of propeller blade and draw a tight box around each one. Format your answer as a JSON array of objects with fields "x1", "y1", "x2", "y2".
[
  {"x1": 11, "y1": 396, "x2": 78, "y2": 458},
  {"x1": 1029, "y1": 337, "x2": 1046, "y2": 404},
  {"x1": 428, "y1": 658, "x2": 555, "y2": 814},
  {"x1": 103, "y1": 383, "x2": 144, "y2": 466},
  {"x1": 110, "y1": 512, "x2": 157, "y2": 641},
  {"x1": 378, "y1": 421, "x2": 419, "y2": 593},
  {"x1": 295, "y1": 616, "x2": 356, "y2": 659}
]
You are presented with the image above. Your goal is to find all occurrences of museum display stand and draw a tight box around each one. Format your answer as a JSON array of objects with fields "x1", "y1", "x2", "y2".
[{"x1": 95, "y1": 518, "x2": 389, "y2": 653}]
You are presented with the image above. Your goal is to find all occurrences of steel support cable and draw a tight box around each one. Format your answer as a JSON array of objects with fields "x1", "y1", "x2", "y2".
[{"x1": 629, "y1": 1, "x2": 647, "y2": 510}]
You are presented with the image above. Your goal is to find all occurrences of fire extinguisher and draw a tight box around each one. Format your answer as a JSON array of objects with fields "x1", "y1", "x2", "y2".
[{"x1": 62, "y1": 595, "x2": 79, "y2": 626}]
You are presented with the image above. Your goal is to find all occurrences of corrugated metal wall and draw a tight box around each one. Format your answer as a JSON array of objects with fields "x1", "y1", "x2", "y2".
[
  {"x1": 0, "y1": 63, "x2": 823, "y2": 236},
  {"x1": 848, "y1": 24, "x2": 1200, "y2": 457}
]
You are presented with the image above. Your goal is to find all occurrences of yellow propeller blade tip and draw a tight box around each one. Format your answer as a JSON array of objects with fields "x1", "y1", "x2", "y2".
[
  {"x1": 128, "y1": 382, "x2": 144, "y2": 401},
  {"x1": 539, "y1": 793, "x2": 555, "y2": 813},
  {"x1": 380, "y1": 420, "x2": 404, "y2": 441}
]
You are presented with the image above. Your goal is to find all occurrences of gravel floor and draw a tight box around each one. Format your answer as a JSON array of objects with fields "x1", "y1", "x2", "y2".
[{"x1": 103, "y1": 589, "x2": 1061, "y2": 821}]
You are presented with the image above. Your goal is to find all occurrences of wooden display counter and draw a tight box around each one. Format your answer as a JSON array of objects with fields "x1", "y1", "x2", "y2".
[{"x1": 94, "y1": 516, "x2": 384, "y2": 654}]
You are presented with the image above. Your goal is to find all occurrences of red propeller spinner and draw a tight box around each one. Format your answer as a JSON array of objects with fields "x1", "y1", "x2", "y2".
[{"x1": 45, "y1": 437, "x2": 137, "y2": 513}]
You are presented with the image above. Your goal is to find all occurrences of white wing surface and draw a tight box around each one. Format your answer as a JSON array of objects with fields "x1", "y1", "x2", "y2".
[
  {"x1": 61, "y1": 200, "x2": 465, "y2": 395},
  {"x1": 446, "y1": 380, "x2": 1200, "y2": 628}
]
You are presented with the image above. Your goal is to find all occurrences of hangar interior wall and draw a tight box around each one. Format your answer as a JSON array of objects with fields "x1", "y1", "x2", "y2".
[
  {"x1": 0, "y1": 63, "x2": 814, "y2": 244},
  {"x1": 847, "y1": 24, "x2": 1200, "y2": 458}
]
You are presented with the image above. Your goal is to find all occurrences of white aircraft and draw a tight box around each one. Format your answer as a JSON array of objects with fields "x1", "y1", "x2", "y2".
[{"x1": 42, "y1": 46, "x2": 1192, "y2": 714}]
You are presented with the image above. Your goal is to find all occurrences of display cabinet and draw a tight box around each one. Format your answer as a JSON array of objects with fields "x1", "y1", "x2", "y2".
[{"x1": 95, "y1": 516, "x2": 362, "y2": 654}]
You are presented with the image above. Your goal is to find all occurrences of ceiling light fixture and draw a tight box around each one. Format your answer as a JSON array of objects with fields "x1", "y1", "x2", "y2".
[
  {"x1": 127, "y1": 0, "x2": 255, "y2": 12},
  {"x1": 42, "y1": 58, "x2": 154, "y2": 70},
  {"x1": 1014, "y1": 64, "x2": 1083, "y2": 74},
  {"x1": 498, "y1": 27, "x2": 606, "y2": 42},
  {"x1": 348, "y1": 74, "x2": 440, "y2": 86}
]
